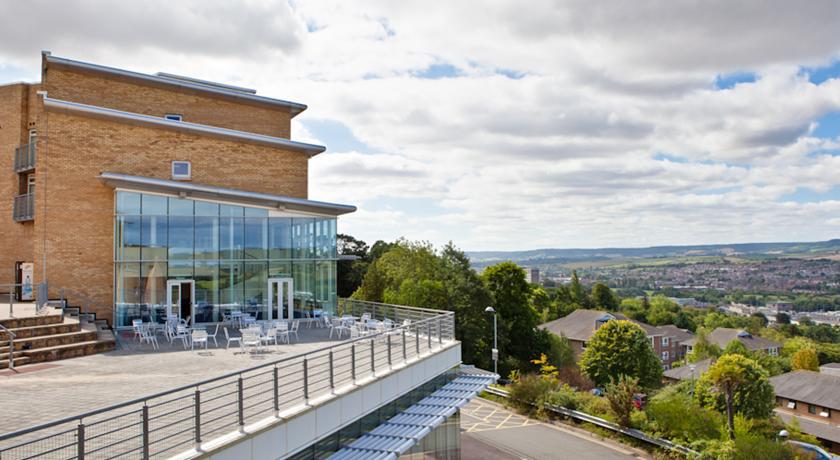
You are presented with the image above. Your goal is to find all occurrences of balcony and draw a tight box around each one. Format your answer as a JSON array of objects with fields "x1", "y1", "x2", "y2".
[
  {"x1": 13, "y1": 193, "x2": 34, "y2": 222},
  {"x1": 13, "y1": 142, "x2": 36, "y2": 172}
]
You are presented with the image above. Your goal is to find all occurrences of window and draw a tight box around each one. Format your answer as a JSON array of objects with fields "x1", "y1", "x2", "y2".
[
  {"x1": 171, "y1": 161, "x2": 191, "y2": 180},
  {"x1": 164, "y1": 114, "x2": 182, "y2": 122},
  {"x1": 820, "y1": 408, "x2": 830, "y2": 418},
  {"x1": 662, "y1": 337, "x2": 669, "y2": 347},
  {"x1": 661, "y1": 351, "x2": 669, "y2": 361},
  {"x1": 787, "y1": 401, "x2": 796, "y2": 409},
  {"x1": 809, "y1": 404, "x2": 817, "y2": 414},
  {"x1": 26, "y1": 174, "x2": 35, "y2": 195},
  {"x1": 28, "y1": 129, "x2": 37, "y2": 143},
  {"x1": 768, "y1": 347, "x2": 779, "y2": 356}
]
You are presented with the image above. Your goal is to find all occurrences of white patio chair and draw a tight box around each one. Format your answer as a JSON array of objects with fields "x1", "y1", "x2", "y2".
[
  {"x1": 242, "y1": 330, "x2": 262, "y2": 353},
  {"x1": 330, "y1": 318, "x2": 349, "y2": 339},
  {"x1": 131, "y1": 319, "x2": 144, "y2": 341},
  {"x1": 360, "y1": 313, "x2": 371, "y2": 322},
  {"x1": 206, "y1": 324, "x2": 220, "y2": 348},
  {"x1": 290, "y1": 320, "x2": 300, "y2": 342},
  {"x1": 223, "y1": 327, "x2": 242, "y2": 350},
  {"x1": 349, "y1": 325, "x2": 361, "y2": 339},
  {"x1": 277, "y1": 322, "x2": 291, "y2": 344},
  {"x1": 261, "y1": 327, "x2": 278, "y2": 347},
  {"x1": 140, "y1": 325, "x2": 159, "y2": 350},
  {"x1": 173, "y1": 325, "x2": 191, "y2": 350},
  {"x1": 191, "y1": 330, "x2": 208, "y2": 351}
]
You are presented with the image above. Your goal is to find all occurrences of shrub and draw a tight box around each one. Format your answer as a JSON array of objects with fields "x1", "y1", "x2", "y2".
[
  {"x1": 508, "y1": 374, "x2": 556, "y2": 413},
  {"x1": 646, "y1": 386, "x2": 722, "y2": 442},
  {"x1": 557, "y1": 365, "x2": 594, "y2": 391},
  {"x1": 545, "y1": 384, "x2": 579, "y2": 410},
  {"x1": 577, "y1": 392, "x2": 613, "y2": 419},
  {"x1": 605, "y1": 375, "x2": 639, "y2": 426}
]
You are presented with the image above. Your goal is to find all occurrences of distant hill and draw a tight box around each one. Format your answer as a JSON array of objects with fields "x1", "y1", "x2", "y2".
[{"x1": 467, "y1": 239, "x2": 840, "y2": 268}]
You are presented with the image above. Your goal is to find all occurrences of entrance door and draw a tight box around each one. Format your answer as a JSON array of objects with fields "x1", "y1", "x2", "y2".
[
  {"x1": 166, "y1": 280, "x2": 195, "y2": 325},
  {"x1": 267, "y1": 278, "x2": 294, "y2": 321}
]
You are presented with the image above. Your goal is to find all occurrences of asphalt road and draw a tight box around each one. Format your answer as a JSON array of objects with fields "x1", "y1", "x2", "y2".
[{"x1": 460, "y1": 398, "x2": 641, "y2": 460}]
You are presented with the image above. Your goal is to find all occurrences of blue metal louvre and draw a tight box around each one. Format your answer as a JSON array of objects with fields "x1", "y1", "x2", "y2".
[{"x1": 328, "y1": 371, "x2": 497, "y2": 459}]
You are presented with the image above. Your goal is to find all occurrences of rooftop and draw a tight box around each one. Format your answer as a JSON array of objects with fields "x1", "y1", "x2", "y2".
[
  {"x1": 539, "y1": 309, "x2": 679, "y2": 342},
  {"x1": 683, "y1": 327, "x2": 780, "y2": 351},
  {"x1": 663, "y1": 358, "x2": 713, "y2": 381},
  {"x1": 770, "y1": 370, "x2": 840, "y2": 410}
]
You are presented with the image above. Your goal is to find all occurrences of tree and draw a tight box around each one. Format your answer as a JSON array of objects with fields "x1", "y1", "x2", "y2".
[
  {"x1": 337, "y1": 234, "x2": 369, "y2": 297},
  {"x1": 776, "y1": 312, "x2": 791, "y2": 324},
  {"x1": 646, "y1": 296, "x2": 680, "y2": 326},
  {"x1": 605, "y1": 375, "x2": 639, "y2": 426},
  {"x1": 544, "y1": 332, "x2": 575, "y2": 370},
  {"x1": 591, "y1": 283, "x2": 618, "y2": 311},
  {"x1": 688, "y1": 328, "x2": 722, "y2": 363},
  {"x1": 483, "y1": 262, "x2": 541, "y2": 373},
  {"x1": 781, "y1": 336, "x2": 816, "y2": 358},
  {"x1": 791, "y1": 348, "x2": 820, "y2": 371},
  {"x1": 695, "y1": 354, "x2": 775, "y2": 440},
  {"x1": 722, "y1": 340, "x2": 750, "y2": 357},
  {"x1": 579, "y1": 320, "x2": 663, "y2": 388},
  {"x1": 569, "y1": 271, "x2": 590, "y2": 308}
]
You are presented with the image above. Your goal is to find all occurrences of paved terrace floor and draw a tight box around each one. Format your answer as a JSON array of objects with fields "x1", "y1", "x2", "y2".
[{"x1": 0, "y1": 324, "x2": 344, "y2": 434}]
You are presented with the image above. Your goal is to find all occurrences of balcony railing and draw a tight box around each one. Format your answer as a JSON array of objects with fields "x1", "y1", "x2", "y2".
[
  {"x1": 0, "y1": 300, "x2": 456, "y2": 459},
  {"x1": 13, "y1": 193, "x2": 34, "y2": 222},
  {"x1": 14, "y1": 142, "x2": 36, "y2": 172}
]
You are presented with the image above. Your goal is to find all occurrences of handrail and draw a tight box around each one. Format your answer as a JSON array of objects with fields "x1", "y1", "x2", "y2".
[
  {"x1": 0, "y1": 300, "x2": 456, "y2": 448},
  {"x1": 0, "y1": 324, "x2": 15, "y2": 371}
]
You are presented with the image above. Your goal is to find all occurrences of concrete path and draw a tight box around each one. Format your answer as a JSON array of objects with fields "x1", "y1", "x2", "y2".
[{"x1": 461, "y1": 398, "x2": 645, "y2": 460}]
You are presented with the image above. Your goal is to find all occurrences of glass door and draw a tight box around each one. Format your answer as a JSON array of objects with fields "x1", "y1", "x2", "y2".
[
  {"x1": 166, "y1": 280, "x2": 181, "y2": 321},
  {"x1": 166, "y1": 280, "x2": 195, "y2": 325},
  {"x1": 268, "y1": 278, "x2": 294, "y2": 320}
]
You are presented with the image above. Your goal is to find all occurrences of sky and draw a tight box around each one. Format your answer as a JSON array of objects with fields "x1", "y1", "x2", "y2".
[{"x1": 1, "y1": 1, "x2": 840, "y2": 251}]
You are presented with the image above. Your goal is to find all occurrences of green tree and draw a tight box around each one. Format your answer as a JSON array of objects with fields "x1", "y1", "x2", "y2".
[
  {"x1": 483, "y1": 262, "x2": 540, "y2": 373},
  {"x1": 776, "y1": 312, "x2": 791, "y2": 324},
  {"x1": 646, "y1": 385, "x2": 722, "y2": 442},
  {"x1": 646, "y1": 296, "x2": 680, "y2": 326},
  {"x1": 337, "y1": 234, "x2": 369, "y2": 297},
  {"x1": 695, "y1": 354, "x2": 775, "y2": 440},
  {"x1": 579, "y1": 320, "x2": 663, "y2": 388},
  {"x1": 688, "y1": 328, "x2": 722, "y2": 363},
  {"x1": 619, "y1": 298, "x2": 647, "y2": 322},
  {"x1": 569, "y1": 271, "x2": 590, "y2": 308},
  {"x1": 605, "y1": 375, "x2": 639, "y2": 426},
  {"x1": 544, "y1": 333, "x2": 575, "y2": 370},
  {"x1": 781, "y1": 336, "x2": 817, "y2": 358},
  {"x1": 591, "y1": 283, "x2": 618, "y2": 311},
  {"x1": 791, "y1": 348, "x2": 820, "y2": 371},
  {"x1": 722, "y1": 340, "x2": 750, "y2": 357}
]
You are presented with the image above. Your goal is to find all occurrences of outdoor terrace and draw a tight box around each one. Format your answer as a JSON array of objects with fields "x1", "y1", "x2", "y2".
[{"x1": 0, "y1": 299, "x2": 457, "y2": 459}]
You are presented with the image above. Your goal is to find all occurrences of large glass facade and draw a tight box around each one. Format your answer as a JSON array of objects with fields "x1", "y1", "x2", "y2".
[{"x1": 114, "y1": 191, "x2": 338, "y2": 327}]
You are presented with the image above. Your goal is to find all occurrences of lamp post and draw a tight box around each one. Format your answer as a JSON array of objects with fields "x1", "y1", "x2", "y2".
[
  {"x1": 689, "y1": 363, "x2": 696, "y2": 397},
  {"x1": 485, "y1": 306, "x2": 498, "y2": 376}
]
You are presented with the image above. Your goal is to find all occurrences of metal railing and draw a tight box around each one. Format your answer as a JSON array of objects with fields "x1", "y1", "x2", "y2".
[
  {"x1": 13, "y1": 193, "x2": 34, "y2": 222},
  {"x1": 0, "y1": 300, "x2": 456, "y2": 459},
  {"x1": 13, "y1": 142, "x2": 36, "y2": 172},
  {"x1": 0, "y1": 324, "x2": 15, "y2": 371},
  {"x1": 485, "y1": 387, "x2": 700, "y2": 457}
]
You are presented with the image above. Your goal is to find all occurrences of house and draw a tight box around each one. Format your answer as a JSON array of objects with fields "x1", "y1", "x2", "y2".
[
  {"x1": 539, "y1": 309, "x2": 694, "y2": 369},
  {"x1": 0, "y1": 52, "x2": 356, "y2": 328},
  {"x1": 662, "y1": 358, "x2": 713, "y2": 383},
  {"x1": 657, "y1": 324, "x2": 695, "y2": 363},
  {"x1": 681, "y1": 327, "x2": 780, "y2": 357},
  {"x1": 771, "y1": 370, "x2": 840, "y2": 454},
  {"x1": 821, "y1": 363, "x2": 840, "y2": 377}
]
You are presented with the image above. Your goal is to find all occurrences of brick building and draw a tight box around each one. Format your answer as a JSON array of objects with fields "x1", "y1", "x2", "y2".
[
  {"x1": 771, "y1": 370, "x2": 840, "y2": 454},
  {"x1": 0, "y1": 52, "x2": 355, "y2": 327}
]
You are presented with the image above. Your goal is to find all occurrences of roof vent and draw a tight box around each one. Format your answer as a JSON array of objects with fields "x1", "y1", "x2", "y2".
[{"x1": 737, "y1": 330, "x2": 752, "y2": 338}]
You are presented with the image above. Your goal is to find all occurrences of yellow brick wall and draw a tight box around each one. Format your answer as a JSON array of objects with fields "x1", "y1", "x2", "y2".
[
  {"x1": 32, "y1": 109, "x2": 309, "y2": 323},
  {"x1": 44, "y1": 67, "x2": 293, "y2": 138}
]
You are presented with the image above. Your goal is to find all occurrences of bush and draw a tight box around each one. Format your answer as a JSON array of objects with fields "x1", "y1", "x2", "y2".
[
  {"x1": 646, "y1": 386, "x2": 722, "y2": 442},
  {"x1": 576, "y1": 391, "x2": 613, "y2": 419},
  {"x1": 545, "y1": 384, "x2": 579, "y2": 410},
  {"x1": 629, "y1": 410, "x2": 649, "y2": 430},
  {"x1": 605, "y1": 375, "x2": 639, "y2": 426},
  {"x1": 507, "y1": 374, "x2": 556, "y2": 413},
  {"x1": 557, "y1": 366, "x2": 594, "y2": 391}
]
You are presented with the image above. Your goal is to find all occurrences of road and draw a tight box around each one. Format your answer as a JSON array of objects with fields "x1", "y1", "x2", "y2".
[{"x1": 460, "y1": 398, "x2": 643, "y2": 460}]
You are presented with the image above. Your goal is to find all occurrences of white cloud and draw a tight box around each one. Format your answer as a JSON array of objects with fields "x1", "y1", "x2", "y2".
[{"x1": 2, "y1": 1, "x2": 840, "y2": 250}]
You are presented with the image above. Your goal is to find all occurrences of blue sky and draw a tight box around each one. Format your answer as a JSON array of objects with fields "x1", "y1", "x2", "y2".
[{"x1": 2, "y1": 1, "x2": 839, "y2": 250}]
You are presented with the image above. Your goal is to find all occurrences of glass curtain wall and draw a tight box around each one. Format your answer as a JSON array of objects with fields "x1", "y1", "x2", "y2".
[{"x1": 114, "y1": 191, "x2": 337, "y2": 327}]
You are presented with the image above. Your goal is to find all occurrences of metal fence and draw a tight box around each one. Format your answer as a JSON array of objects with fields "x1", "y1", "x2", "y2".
[
  {"x1": 13, "y1": 194, "x2": 34, "y2": 222},
  {"x1": 484, "y1": 387, "x2": 700, "y2": 458},
  {"x1": 14, "y1": 142, "x2": 36, "y2": 173},
  {"x1": 0, "y1": 300, "x2": 456, "y2": 460}
]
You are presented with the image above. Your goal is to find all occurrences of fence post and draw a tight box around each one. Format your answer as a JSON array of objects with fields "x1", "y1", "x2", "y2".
[
  {"x1": 427, "y1": 323, "x2": 432, "y2": 351},
  {"x1": 303, "y1": 357, "x2": 309, "y2": 403},
  {"x1": 9, "y1": 290, "x2": 13, "y2": 317},
  {"x1": 370, "y1": 339, "x2": 375, "y2": 375},
  {"x1": 415, "y1": 324, "x2": 420, "y2": 356},
  {"x1": 329, "y1": 350, "x2": 335, "y2": 392},
  {"x1": 387, "y1": 333, "x2": 392, "y2": 369},
  {"x1": 273, "y1": 366, "x2": 280, "y2": 416},
  {"x1": 351, "y1": 343, "x2": 357, "y2": 383},
  {"x1": 402, "y1": 329, "x2": 407, "y2": 363},
  {"x1": 142, "y1": 404, "x2": 150, "y2": 459},
  {"x1": 194, "y1": 387, "x2": 201, "y2": 448},
  {"x1": 77, "y1": 420, "x2": 85, "y2": 460},
  {"x1": 237, "y1": 376, "x2": 244, "y2": 429},
  {"x1": 438, "y1": 317, "x2": 443, "y2": 345}
]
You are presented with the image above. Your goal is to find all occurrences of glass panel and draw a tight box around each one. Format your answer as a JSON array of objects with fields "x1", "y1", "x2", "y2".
[
  {"x1": 116, "y1": 192, "x2": 141, "y2": 214},
  {"x1": 244, "y1": 262, "x2": 267, "y2": 320},
  {"x1": 194, "y1": 200, "x2": 219, "y2": 217},
  {"x1": 194, "y1": 217, "x2": 219, "y2": 260},
  {"x1": 142, "y1": 194, "x2": 167, "y2": 215},
  {"x1": 269, "y1": 261, "x2": 292, "y2": 278},
  {"x1": 195, "y1": 261, "x2": 219, "y2": 323},
  {"x1": 293, "y1": 218, "x2": 315, "y2": 259},
  {"x1": 220, "y1": 217, "x2": 244, "y2": 260},
  {"x1": 293, "y1": 261, "x2": 314, "y2": 316},
  {"x1": 115, "y1": 263, "x2": 141, "y2": 327},
  {"x1": 116, "y1": 215, "x2": 141, "y2": 260},
  {"x1": 168, "y1": 260, "x2": 193, "y2": 279},
  {"x1": 141, "y1": 261, "x2": 167, "y2": 323},
  {"x1": 315, "y1": 218, "x2": 337, "y2": 259},
  {"x1": 168, "y1": 216, "x2": 194, "y2": 260},
  {"x1": 244, "y1": 206, "x2": 268, "y2": 217},
  {"x1": 315, "y1": 261, "x2": 337, "y2": 315},
  {"x1": 219, "y1": 261, "x2": 243, "y2": 308},
  {"x1": 244, "y1": 218, "x2": 268, "y2": 259},
  {"x1": 141, "y1": 216, "x2": 167, "y2": 261},
  {"x1": 169, "y1": 197, "x2": 194, "y2": 215},
  {"x1": 268, "y1": 218, "x2": 292, "y2": 260},
  {"x1": 220, "y1": 204, "x2": 244, "y2": 217}
]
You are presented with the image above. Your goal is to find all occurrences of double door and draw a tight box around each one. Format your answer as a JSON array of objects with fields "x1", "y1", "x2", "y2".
[
  {"x1": 166, "y1": 280, "x2": 195, "y2": 325},
  {"x1": 268, "y1": 278, "x2": 294, "y2": 321}
]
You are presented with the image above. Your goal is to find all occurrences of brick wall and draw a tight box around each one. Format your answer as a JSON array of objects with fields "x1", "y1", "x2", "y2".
[
  {"x1": 31, "y1": 108, "x2": 309, "y2": 323},
  {"x1": 776, "y1": 397, "x2": 838, "y2": 426},
  {"x1": 44, "y1": 67, "x2": 293, "y2": 138}
]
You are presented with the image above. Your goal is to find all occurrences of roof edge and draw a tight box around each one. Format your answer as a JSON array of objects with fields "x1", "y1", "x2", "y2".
[
  {"x1": 44, "y1": 53, "x2": 307, "y2": 116},
  {"x1": 42, "y1": 97, "x2": 326, "y2": 156},
  {"x1": 98, "y1": 172, "x2": 356, "y2": 216}
]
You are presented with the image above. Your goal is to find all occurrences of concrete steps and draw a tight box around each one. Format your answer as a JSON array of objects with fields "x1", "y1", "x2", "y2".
[{"x1": 0, "y1": 307, "x2": 115, "y2": 370}]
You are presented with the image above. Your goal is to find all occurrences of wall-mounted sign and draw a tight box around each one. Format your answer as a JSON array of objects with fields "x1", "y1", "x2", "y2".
[{"x1": 21, "y1": 263, "x2": 34, "y2": 301}]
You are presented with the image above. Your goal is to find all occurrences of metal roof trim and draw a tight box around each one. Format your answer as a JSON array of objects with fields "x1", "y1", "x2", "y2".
[
  {"x1": 45, "y1": 54, "x2": 307, "y2": 115},
  {"x1": 98, "y1": 172, "x2": 356, "y2": 216},
  {"x1": 42, "y1": 97, "x2": 326, "y2": 156}
]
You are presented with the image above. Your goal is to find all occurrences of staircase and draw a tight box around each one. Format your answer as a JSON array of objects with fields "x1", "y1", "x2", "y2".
[{"x1": 0, "y1": 308, "x2": 116, "y2": 370}]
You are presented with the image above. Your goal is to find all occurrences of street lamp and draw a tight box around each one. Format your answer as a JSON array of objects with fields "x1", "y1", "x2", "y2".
[
  {"x1": 485, "y1": 306, "x2": 498, "y2": 376},
  {"x1": 689, "y1": 363, "x2": 696, "y2": 396}
]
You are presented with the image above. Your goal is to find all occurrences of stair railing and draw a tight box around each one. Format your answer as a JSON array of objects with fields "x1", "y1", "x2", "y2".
[{"x1": 0, "y1": 324, "x2": 15, "y2": 371}]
